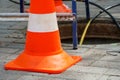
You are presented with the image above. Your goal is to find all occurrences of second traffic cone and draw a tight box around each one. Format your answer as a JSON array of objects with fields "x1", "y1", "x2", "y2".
[
  {"x1": 4, "y1": 0, "x2": 82, "y2": 74},
  {"x1": 25, "y1": 0, "x2": 72, "y2": 13},
  {"x1": 54, "y1": 0, "x2": 72, "y2": 13}
]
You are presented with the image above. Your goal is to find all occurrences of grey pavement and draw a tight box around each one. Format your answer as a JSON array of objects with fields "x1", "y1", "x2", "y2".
[{"x1": 0, "y1": 0, "x2": 120, "y2": 80}]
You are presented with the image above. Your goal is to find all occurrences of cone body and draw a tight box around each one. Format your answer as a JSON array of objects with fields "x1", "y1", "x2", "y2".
[{"x1": 4, "y1": 0, "x2": 82, "y2": 74}]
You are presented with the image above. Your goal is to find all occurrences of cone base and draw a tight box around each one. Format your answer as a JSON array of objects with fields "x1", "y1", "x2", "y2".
[{"x1": 4, "y1": 51, "x2": 82, "y2": 74}]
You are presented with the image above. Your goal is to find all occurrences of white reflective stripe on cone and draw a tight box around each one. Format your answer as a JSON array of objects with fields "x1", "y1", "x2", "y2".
[{"x1": 28, "y1": 12, "x2": 58, "y2": 32}]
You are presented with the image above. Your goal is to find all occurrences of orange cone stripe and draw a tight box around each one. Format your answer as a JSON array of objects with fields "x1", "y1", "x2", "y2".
[
  {"x1": 24, "y1": 30, "x2": 62, "y2": 56},
  {"x1": 30, "y1": 0, "x2": 55, "y2": 14},
  {"x1": 28, "y1": 13, "x2": 58, "y2": 32}
]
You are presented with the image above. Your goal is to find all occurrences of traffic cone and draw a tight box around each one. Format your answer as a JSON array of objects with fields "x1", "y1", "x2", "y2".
[
  {"x1": 55, "y1": 0, "x2": 72, "y2": 13},
  {"x1": 25, "y1": 0, "x2": 72, "y2": 13},
  {"x1": 4, "y1": 0, "x2": 82, "y2": 74}
]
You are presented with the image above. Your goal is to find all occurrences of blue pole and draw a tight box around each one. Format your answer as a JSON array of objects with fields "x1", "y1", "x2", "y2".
[
  {"x1": 20, "y1": 0, "x2": 24, "y2": 13},
  {"x1": 72, "y1": 0, "x2": 78, "y2": 49},
  {"x1": 85, "y1": 0, "x2": 90, "y2": 20}
]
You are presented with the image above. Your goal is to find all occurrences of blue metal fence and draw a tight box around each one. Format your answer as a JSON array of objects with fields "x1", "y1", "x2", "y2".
[{"x1": 19, "y1": 0, "x2": 90, "y2": 49}]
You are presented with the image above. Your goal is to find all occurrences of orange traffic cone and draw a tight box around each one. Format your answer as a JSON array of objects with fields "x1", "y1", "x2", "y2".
[
  {"x1": 55, "y1": 0, "x2": 72, "y2": 13},
  {"x1": 25, "y1": 0, "x2": 72, "y2": 13},
  {"x1": 4, "y1": 0, "x2": 82, "y2": 74}
]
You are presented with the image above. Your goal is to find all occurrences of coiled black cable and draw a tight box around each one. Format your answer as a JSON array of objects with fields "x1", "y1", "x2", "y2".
[
  {"x1": 87, "y1": 1, "x2": 120, "y2": 29},
  {"x1": 91, "y1": 3, "x2": 120, "y2": 23},
  {"x1": 80, "y1": 2, "x2": 120, "y2": 45}
]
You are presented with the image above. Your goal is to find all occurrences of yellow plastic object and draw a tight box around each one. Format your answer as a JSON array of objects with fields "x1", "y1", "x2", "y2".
[{"x1": 79, "y1": 20, "x2": 92, "y2": 46}]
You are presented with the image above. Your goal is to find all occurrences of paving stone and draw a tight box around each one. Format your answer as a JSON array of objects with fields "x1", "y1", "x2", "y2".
[
  {"x1": 65, "y1": 48, "x2": 90, "y2": 56},
  {"x1": 78, "y1": 44, "x2": 96, "y2": 49},
  {"x1": 5, "y1": 33, "x2": 25, "y2": 39},
  {"x1": 0, "y1": 38, "x2": 19, "y2": 43},
  {"x1": 106, "y1": 51, "x2": 120, "y2": 56},
  {"x1": 7, "y1": 43, "x2": 25, "y2": 49},
  {"x1": 77, "y1": 59, "x2": 95, "y2": 66},
  {"x1": 107, "y1": 76, "x2": 120, "y2": 80},
  {"x1": 0, "y1": 34, "x2": 25, "y2": 41},
  {"x1": 0, "y1": 26, "x2": 11, "y2": 30},
  {"x1": 0, "y1": 72, "x2": 21, "y2": 80},
  {"x1": 49, "y1": 71, "x2": 103, "y2": 80},
  {"x1": 62, "y1": 43, "x2": 91, "y2": 56},
  {"x1": 0, "y1": 30, "x2": 22, "y2": 34},
  {"x1": 0, "y1": 52, "x2": 13, "y2": 59},
  {"x1": 0, "y1": 48, "x2": 19, "y2": 54},
  {"x1": 77, "y1": 73, "x2": 103, "y2": 80},
  {"x1": 68, "y1": 65, "x2": 108, "y2": 74},
  {"x1": 95, "y1": 43, "x2": 120, "y2": 51},
  {"x1": 0, "y1": 63, "x2": 32, "y2": 80},
  {"x1": 0, "y1": 61, "x2": 5, "y2": 71},
  {"x1": 16, "y1": 75, "x2": 39, "y2": 80},
  {"x1": 79, "y1": 49, "x2": 106, "y2": 60},
  {"x1": 100, "y1": 54, "x2": 120, "y2": 62},
  {"x1": 91, "y1": 61, "x2": 120, "y2": 70},
  {"x1": 0, "y1": 37, "x2": 25, "y2": 43},
  {"x1": 99, "y1": 75, "x2": 120, "y2": 80},
  {"x1": 0, "y1": 70, "x2": 29, "y2": 80},
  {"x1": 6, "y1": 50, "x2": 23, "y2": 60},
  {"x1": 27, "y1": 71, "x2": 101, "y2": 80},
  {"x1": 104, "y1": 69, "x2": 120, "y2": 76},
  {"x1": 0, "y1": 22, "x2": 26, "y2": 29},
  {"x1": 0, "y1": 0, "x2": 19, "y2": 12},
  {"x1": 17, "y1": 75, "x2": 71, "y2": 80},
  {"x1": 7, "y1": 24, "x2": 27, "y2": 30},
  {"x1": 98, "y1": 75, "x2": 109, "y2": 80}
]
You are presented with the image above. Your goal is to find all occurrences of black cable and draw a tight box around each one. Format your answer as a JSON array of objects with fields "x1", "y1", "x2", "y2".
[
  {"x1": 86, "y1": 1, "x2": 120, "y2": 29},
  {"x1": 104, "y1": 3, "x2": 120, "y2": 10},
  {"x1": 79, "y1": 3, "x2": 120, "y2": 45},
  {"x1": 92, "y1": 3, "x2": 120, "y2": 23}
]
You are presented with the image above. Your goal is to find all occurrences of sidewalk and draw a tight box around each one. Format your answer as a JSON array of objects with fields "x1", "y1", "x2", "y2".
[
  {"x1": 0, "y1": 0, "x2": 120, "y2": 80},
  {"x1": 0, "y1": 42, "x2": 120, "y2": 80}
]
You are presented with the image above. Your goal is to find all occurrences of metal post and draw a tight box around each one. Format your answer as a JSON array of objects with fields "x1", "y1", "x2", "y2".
[
  {"x1": 85, "y1": 0, "x2": 90, "y2": 20},
  {"x1": 20, "y1": 0, "x2": 24, "y2": 13},
  {"x1": 72, "y1": 0, "x2": 78, "y2": 49}
]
